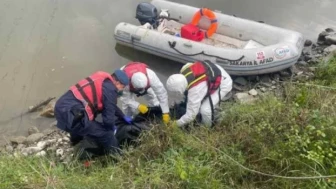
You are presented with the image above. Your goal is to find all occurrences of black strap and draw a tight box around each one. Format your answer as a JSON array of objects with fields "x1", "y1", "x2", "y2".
[
  {"x1": 202, "y1": 60, "x2": 222, "y2": 127},
  {"x1": 132, "y1": 88, "x2": 149, "y2": 97},
  {"x1": 86, "y1": 77, "x2": 98, "y2": 111},
  {"x1": 168, "y1": 41, "x2": 245, "y2": 62},
  {"x1": 75, "y1": 78, "x2": 98, "y2": 116},
  {"x1": 205, "y1": 79, "x2": 215, "y2": 128}
]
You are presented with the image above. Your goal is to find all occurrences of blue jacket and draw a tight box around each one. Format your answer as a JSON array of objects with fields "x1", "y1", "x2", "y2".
[{"x1": 55, "y1": 80, "x2": 125, "y2": 130}]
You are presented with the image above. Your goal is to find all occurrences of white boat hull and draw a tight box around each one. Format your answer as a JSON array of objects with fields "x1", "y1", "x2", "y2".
[{"x1": 114, "y1": 0, "x2": 305, "y2": 76}]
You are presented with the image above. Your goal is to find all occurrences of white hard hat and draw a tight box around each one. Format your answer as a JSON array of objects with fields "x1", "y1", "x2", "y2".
[
  {"x1": 166, "y1": 74, "x2": 188, "y2": 94},
  {"x1": 131, "y1": 72, "x2": 148, "y2": 89}
]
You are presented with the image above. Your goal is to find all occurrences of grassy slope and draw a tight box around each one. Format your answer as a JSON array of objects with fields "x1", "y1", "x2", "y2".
[{"x1": 1, "y1": 57, "x2": 336, "y2": 189}]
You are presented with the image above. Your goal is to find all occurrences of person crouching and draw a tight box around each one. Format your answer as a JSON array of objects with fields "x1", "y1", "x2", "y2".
[
  {"x1": 54, "y1": 70, "x2": 132, "y2": 155},
  {"x1": 166, "y1": 61, "x2": 232, "y2": 127},
  {"x1": 120, "y1": 62, "x2": 170, "y2": 124}
]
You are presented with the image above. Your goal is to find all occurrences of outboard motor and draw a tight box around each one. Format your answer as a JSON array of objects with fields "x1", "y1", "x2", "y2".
[{"x1": 135, "y1": 2, "x2": 159, "y2": 29}]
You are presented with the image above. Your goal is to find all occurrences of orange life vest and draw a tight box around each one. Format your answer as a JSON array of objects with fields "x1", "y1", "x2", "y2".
[
  {"x1": 123, "y1": 62, "x2": 150, "y2": 96},
  {"x1": 70, "y1": 71, "x2": 113, "y2": 121}
]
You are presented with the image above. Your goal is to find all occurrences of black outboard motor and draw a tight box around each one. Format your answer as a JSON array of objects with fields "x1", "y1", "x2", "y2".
[{"x1": 135, "y1": 2, "x2": 159, "y2": 29}]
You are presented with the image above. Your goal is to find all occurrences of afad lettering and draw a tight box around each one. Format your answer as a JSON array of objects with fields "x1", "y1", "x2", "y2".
[{"x1": 229, "y1": 57, "x2": 274, "y2": 66}]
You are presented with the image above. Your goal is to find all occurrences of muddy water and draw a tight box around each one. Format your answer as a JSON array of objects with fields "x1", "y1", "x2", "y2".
[{"x1": 0, "y1": 0, "x2": 335, "y2": 139}]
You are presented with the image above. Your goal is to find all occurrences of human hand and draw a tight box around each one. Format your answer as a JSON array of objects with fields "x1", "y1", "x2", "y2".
[
  {"x1": 162, "y1": 113, "x2": 170, "y2": 124},
  {"x1": 123, "y1": 116, "x2": 132, "y2": 124}
]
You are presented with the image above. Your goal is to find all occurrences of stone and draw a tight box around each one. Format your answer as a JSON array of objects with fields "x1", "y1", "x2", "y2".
[
  {"x1": 6, "y1": 145, "x2": 14, "y2": 153},
  {"x1": 260, "y1": 82, "x2": 272, "y2": 88},
  {"x1": 248, "y1": 89, "x2": 258, "y2": 96},
  {"x1": 62, "y1": 137, "x2": 70, "y2": 142},
  {"x1": 26, "y1": 133, "x2": 44, "y2": 144},
  {"x1": 234, "y1": 77, "x2": 248, "y2": 86},
  {"x1": 297, "y1": 61, "x2": 308, "y2": 66},
  {"x1": 325, "y1": 28, "x2": 335, "y2": 33},
  {"x1": 304, "y1": 55, "x2": 313, "y2": 61},
  {"x1": 308, "y1": 58, "x2": 319, "y2": 65},
  {"x1": 273, "y1": 73, "x2": 281, "y2": 81},
  {"x1": 21, "y1": 147, "x2": 43, "y2": 155},
  {"x1": 234, "y1": 93, "x2": 256, "y2": 104},
  {"x1": 28, "y1": 126, "x2": 39, "y2": 135},
  {"x1": 37, "y1": 141, "x2": 48, "y2": 149},
  {"x1": 10, "y1": 136, "x2": 27, "y2": 145},
  {"x1": 16, "y1": 144, "x2": 25, "y2": 151},
  {"x1": 260, "y1": 87, "x2": 267, "y2": 92},
  {"x1": 323, "y1": 50, "x2": 336, "y2": 63},
  {"x1": 279, "y1": 70, "x2": 291, "y2": 78},
  {"x1": 43, "y1": 128, "x2": 55, "y2": 136},
  {"x1": 296, "y1": 71, "x2": 304, "y2": 76},
  {"x1": 324, "y1": 45, "x2": 336, "y2": 54},
  {"x1": 313, "y1": 54, "x2": 323, "y2": 59},
  {"x1": 290, "y1": 65, "x2": 300, "y2": 75},
  {"x1": 260, "y1": 75, "x2": 271, "y2": 83},
  {"x1": 233, "y1": 84, "x2": 244, "y2": 91},
  {"x1": 302, "y1": 46, "x2": 312, "y2": 55},
  {"x1": 308, "y1": 67, "x2": 317, "y2": 72},
  {"x1": 247, "y1": 75, "x2": 259, "y2": 82},
  {"x1": 56, "y1": 149, "x2": 64, "y2": 157},
  {"x1": 318, "y1": 31, "x2": 329, "y2": 42},
  {"x1": 36, "y1": 151, "x2": 46, "y2": 157},
  {"x1": 325, "y1": 33, "x2": 336, "y2": 45},
  {"x1": 304, "y1": 39, "x2": 312, "y2": 47}
]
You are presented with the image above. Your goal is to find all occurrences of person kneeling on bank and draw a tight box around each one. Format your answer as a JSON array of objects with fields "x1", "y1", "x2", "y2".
[
  {"x1": 166, "y1": 61, "x2": 232, "y2": 127},
  {"x1": 120, "y1": 62, "x2": 170, "y2": 124},
  {"x1": 54, "y1": 70, "x2": 131, "y2": 155}
]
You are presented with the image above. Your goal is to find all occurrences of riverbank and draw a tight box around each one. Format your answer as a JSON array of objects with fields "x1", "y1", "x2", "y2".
[{"x1": 1, "y1": 29, "x2": 336, "y2": 188}]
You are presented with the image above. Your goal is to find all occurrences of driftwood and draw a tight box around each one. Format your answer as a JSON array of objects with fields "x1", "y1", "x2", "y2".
[
  {"x1": 0, "y1": 97, "x2": 56, "y2": 125},
  {"x1": 28, "y1": 97, "x2": 55, "y2": 113}
]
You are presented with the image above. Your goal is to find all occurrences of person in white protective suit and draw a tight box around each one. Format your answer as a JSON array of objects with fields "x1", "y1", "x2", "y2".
[
  {"x1": 166, "y1": 61, "x2": 232, "y2": 127},
  {"x1": 120, "y1": 62, "x2": 171, "y2": 124}
]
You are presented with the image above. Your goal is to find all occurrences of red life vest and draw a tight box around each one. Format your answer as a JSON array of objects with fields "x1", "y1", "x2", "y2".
[
  {"x1": 180, "y1": 61, "x2": 222, "y2": 95},
  {"x1": 70, "y1": 71, "x2": 113, "y2": 121},
  {"x1": 123, "y1": 62, "x2": 150, "y2": 95}
]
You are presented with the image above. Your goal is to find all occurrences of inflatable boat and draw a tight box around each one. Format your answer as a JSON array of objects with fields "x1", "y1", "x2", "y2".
[{"x1": 114, "y1": 0, "x2": 305, "y2": 76}]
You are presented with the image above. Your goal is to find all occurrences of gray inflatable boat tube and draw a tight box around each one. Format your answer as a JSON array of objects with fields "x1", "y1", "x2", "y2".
[{"x1": 114, "y1": 0, "x2": 305, "y2": 76}]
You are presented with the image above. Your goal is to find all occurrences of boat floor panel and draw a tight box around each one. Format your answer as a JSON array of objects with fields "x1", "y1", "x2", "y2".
[{"x1": 155, "y1": 19, "x2": 264, "y2": 49}]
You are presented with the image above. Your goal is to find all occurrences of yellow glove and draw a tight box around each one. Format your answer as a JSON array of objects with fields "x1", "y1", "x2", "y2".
[
  {"x1": 138, "y1": 104, "x2": 149, "y2": 114},
  {"x1": 162, "y1": 113, "x2": 170, "y2": 124}
]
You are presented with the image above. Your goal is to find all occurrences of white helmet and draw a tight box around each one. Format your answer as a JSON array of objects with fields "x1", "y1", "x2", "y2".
[
  {"x1": 131, "y1": 72, "x2": 148, "y2": 89},
  {"x1": 166, "y1": 74, "x2": 188, "y2": 94},
  {"x1": 166, "y1": 74, "x2": 188, "y2": 105}
]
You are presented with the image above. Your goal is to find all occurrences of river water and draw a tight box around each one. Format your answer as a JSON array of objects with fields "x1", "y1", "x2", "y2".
[{"x1": 0, "y1": 0, "x2": 335, "y2": 140}]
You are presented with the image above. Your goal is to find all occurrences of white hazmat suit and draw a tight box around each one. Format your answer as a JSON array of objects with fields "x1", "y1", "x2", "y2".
[
  {"x1": 120, "y1": 65, "x2": 170, "y2": 117},
  {"x1": 166, "y1": 62, "x2": 232, "y2": 127}
]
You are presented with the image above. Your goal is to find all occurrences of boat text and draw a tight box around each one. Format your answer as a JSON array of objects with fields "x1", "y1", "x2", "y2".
[{"x1": 229, "y1": 57, "x2": 274, "y2": 66}]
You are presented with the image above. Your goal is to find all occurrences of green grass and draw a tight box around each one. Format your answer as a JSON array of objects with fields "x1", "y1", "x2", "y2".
[{"x1": 1, "y1": 57, "x2": 336, "y2": 189}]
